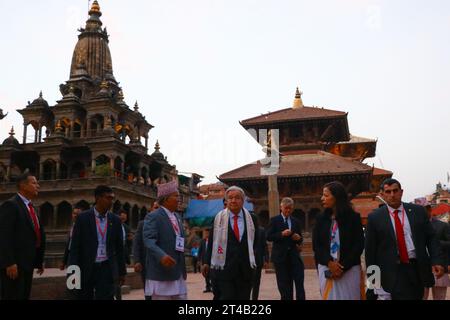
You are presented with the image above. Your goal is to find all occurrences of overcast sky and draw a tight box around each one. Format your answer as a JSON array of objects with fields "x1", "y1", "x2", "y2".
[{"x1": 1, "y1": 0, "x2": 449, "y2": 201}]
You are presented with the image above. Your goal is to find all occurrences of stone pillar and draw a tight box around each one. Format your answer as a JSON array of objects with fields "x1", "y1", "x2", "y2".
[
  {"x1": 6, "y1": 165, "x2": 11, "y2": 181},
  {"x1": 23, "y1": 124, "x2": 28, "y2": 144},
  {"x1": 53, "y1": 206, "x2": 58, "y2": 230},
  {"x1": 268, "y1": 175, "x2": 280, "y2": 218},
  {"x1": 121, "y1": 162, "x2": 125, "y2": 179},
  {"x1": 65, "y1": 126, "x2": 70, "y2": 138},
  {"x1": 145, "y1": 137, "x2": 148, "y2": 149},
  {"x1": 110, "y1": 156, "x2": 115, "y2": 176},
  {"x1": 305, "y1": 211, "x2": 309, "y2": 233},
  {"x1": 91, "y1": 158, "x2": 96, "y2": 175},
  {"x1": 80, "y1": 123, "x2": 85, "y2": 138},
  {"x1": 39, "y1": 162, "x2": 44, "y2": 180},
  {"x1": 56, "y1": 161, "x2": 61, "y2": 180},
  {"x1": 34, "y1": 128, "x2": 38, "y2": 143},
  {"x1": 38, "y1": 126, "x2": 42, "y2": 143},
  {"x1": 86, "y1": 120, "x2": 91, "y2": 138}
]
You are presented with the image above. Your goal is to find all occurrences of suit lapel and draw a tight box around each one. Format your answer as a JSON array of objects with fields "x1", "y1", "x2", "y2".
[
  {"x1": 90, "y1": 210, "x2": 98, "y2": 245},
  {"x1": 403, "y1": 203, "x2": 417, "y2": 246},
  {"x1": 15, "y1": 194, "x2": 35, "y2": 232},
  {"x1": 106, "y1": 212, "x2": 112, "y2": 248},
  {"x1": 161, "y1": 208, "x2": 176, "y2": 237},
  {"x1": 381, "y1": 206, "x2": 397, "y2": 243}
]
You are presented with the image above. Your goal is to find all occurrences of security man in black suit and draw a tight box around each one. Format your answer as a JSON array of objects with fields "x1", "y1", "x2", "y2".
[
  {"x1": 365, "y1": 178, "x2": 445, "y2": 300},
  {"x1": 0, "y1": 171, "x2": 46, "y2": 300}
]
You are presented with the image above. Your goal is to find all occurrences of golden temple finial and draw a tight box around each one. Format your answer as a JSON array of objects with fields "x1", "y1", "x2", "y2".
[
  {"x1": 292, "y1": 86, "x2": 304, "y2": 109},
  {"x1": 90, "y1": 1, "x2": 101, "y2": 14},
  {"x1": 155, "y1": 140, "x2": 160, "y2": 152},
  {"x1": 39, "y1": 91, "x2": 43, "y2": 99},
  {"x1": 9, "y1": 126, "x2": 15, "y2": 136},
  {"x1": 134, "y1": 101, "x2": 139, "y2": 112}
]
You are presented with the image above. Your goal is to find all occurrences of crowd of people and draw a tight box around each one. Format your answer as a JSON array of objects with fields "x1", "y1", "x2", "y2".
[{"x1": 0, "y1": 172, "x2": 449, "y2": 300}]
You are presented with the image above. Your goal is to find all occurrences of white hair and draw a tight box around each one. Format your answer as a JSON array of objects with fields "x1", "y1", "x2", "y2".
[
  {"x1": 225, "y1": 186, "x2": 246, "y2": 201},
  {"x1": 280, "y1": 197, "x2": 294, "y2": 207}
]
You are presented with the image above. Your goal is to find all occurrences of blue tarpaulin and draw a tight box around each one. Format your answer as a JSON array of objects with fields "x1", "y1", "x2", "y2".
[{"x1": 185, "y1": 199, "x2": 254, "y2": 227}]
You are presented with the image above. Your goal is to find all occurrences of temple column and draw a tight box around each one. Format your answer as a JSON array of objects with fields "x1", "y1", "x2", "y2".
[
  {"x1": 121, "y1": 162, "x2": 125, "y2": 179},
  {"x1": 39, "y1": 162, "x2": 44, "y2": 180},
  {"x1": 91, "y1": 158, "x2": 96, "y2": 175},
  {"x1": 23, "y1": 124, "x2": 28, "y2": 144},
  {"x1": 34, "y1": 128, "x2": 38, "y2": 143},
  {"x1": 80, "y1": 123, "x2": 85, "y2": 138},
  {"x1": 110, "y1": 156, "x2": 115, "y2": 176},
  {"x1": 305, "y1": 211, "x2": 309, "y2": 233},
  {"x1": 56, "y1": 161, "x2": 61, "y2": 180},
  {"x1": 86, "y1": 120, "x2": 91, "y2": 138},
  {"x1": 38, "y1": 125, "x2": 42, "y2": 143},
  {"x1": 53, "y1": 205, "x2": 58, "y2": 230},
  {"x1": 6, "y1": 164, "x2": 11, "y2": 181},
  {"x1": 145, "y1": 137, "x2": 148, "y2": 149}
]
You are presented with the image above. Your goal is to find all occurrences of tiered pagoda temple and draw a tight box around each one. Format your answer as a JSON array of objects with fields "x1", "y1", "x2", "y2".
[
  {"x1": 219, "y1": 88, "x2": 392, "y2": 231},
  {"x1": 0, "y1": 1, "x2": 201, "y2": 266}
]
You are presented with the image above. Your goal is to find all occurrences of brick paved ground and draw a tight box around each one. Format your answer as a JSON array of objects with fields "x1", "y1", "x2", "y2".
[{"x1": 123, "y1": 270, "x2": 322, "y2": 300}]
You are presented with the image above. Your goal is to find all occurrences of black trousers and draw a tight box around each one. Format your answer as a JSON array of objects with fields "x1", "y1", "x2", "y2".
[
  {"x1": 204, "y1": 272, "x2": 212, "y2": 291},
  {"x1": 274, "y1": 253, "x2": 305, "y2": 300},
  {"x1": 217, "y1": 277, "x2": 253, "y2": 300},
  {"x1": 251, "y1": 266, "x2": 263, "y2": 300},
  {"x1": 391, "y1": 261, "x2": 424, "y2": 300},
  {"x1": 0, "y1": 268, "x2": 33, "y2": 300},
  {"x1": 78, "y1": 261, "x2": 114, "y2": 300}
]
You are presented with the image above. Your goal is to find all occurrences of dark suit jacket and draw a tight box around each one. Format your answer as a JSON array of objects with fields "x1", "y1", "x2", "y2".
[
  {"x1": 312, "y1": 210, "x2": 364, "y2": 271},
  {"x1": 267, "y1": 214, "x2": 303, "y2": 264},
  {"x1": 68, "y1": 208, "x2": 127, "y2": 286},
  {"x1": 0, "y1": 194, "x2": 46, "y2": 271},
  {"x1": 62, "y1": 225, "x2": 74, "y2": 266},
  {"x1": 132, "y1": 220, "x2": 146, "y2": 266},
  {"x1": 365, "y1": 203, "x2": 444, "y2": 293},
  {"x1": 198, "y1": 238, "x2": 209, "y2": 265},
  {"x1": 205, "y1": 211, "x2": 259, "y2": 281},
  {"x1": 431, "y1": 218, "x2": 450, "y2": 268},
  {"x1": 255, "y1": 226, "x2": 269, "y2": 268}
]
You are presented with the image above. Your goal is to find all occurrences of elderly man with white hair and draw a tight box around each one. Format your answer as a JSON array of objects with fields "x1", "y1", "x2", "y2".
[{"x1": 202, "y1": 186, "x2": 259, "y2": 300}]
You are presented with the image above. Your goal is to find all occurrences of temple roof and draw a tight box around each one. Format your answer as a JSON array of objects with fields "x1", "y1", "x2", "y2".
[
  {"x1": 219, "y1": 151, "x2": 373, "y2": 181},
  {"x1": 70, "y1": 1, "x2": 115, "y2": 82},
  {"x1": 338, "y1": 135, "x2": 376, "y2": 144},
  {"x1": 372, "y1": 167, "x2": 393, "y2": 176},
  {"x1": 240, "y1": 106, "x2": 347, "y2": 127}
]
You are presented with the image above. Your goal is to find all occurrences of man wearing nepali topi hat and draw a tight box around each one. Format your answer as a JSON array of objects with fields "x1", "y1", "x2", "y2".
[{"x1": 143, "y1": 180, "x2": 187, "y2": 299}]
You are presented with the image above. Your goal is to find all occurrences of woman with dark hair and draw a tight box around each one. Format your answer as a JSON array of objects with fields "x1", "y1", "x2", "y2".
[{"x1": 312, "y1": 181, "x2": 365, "y2": 300}]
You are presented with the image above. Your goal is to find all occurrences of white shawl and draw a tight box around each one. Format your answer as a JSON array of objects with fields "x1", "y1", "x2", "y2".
[{"x1": 210, "y1": 208, "x2": 257, "y2": 270}]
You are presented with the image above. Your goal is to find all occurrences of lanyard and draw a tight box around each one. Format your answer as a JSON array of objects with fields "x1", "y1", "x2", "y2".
[
  {"x1": 169, "y1": 215, "x2": 180, "y2": 235},
  {"x1": 331, "y1": 220, "x2": 338, "y2": 237},
  {"x1": 389, "y1": 208, "x2": 405, "y2": 226},
  {"x1": 95, "y1": 215, "x2": 108, "y2": 240}
]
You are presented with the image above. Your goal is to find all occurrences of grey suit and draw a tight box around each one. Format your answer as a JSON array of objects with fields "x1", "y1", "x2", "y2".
[{"x1": 143, "y1": 207, "x2": 187, "y2": 281}]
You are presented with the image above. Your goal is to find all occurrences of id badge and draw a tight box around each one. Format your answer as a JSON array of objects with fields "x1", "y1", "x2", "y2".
[
  {"x1": 98, "y1": 243, "x2": 107, "y2": 259},
  {"x1": 175, "y1": 235, "x2": 185, "y2": 252}
]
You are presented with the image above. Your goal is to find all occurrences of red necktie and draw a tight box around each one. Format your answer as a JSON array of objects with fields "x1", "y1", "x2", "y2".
[
  {"x1": 233, "y1": 214, "x2": 240, "y2": 241},
  {"x1": 28, "y1": 203, "x2": 41, "y2": 248},
  {"x1": 393, "y1": 209, "x2": 409, "y2": 263}
]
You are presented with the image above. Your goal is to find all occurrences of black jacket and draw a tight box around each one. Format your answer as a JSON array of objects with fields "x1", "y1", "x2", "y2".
[
  {"x1": 267, "y1": 214, "x2": 303, "y2": 264},
  {"x1": 365, "y1": 203, "x2": 444, "y2": 293},
  {"x1": 205, "y1": 211, "x2": 258, "y2": 281},
  {"x1": 255, "y1": 226, "x2": 269, "y2": 268},
  {"x1": 430, "y1": 218, "x2": 450, "y2": 268},
  {"x1": 0, "y1": 194, "x2": 46, "y2": 271},
  {"x1": 68, "y1": 208, "x2": 127, "y2": 286},
  {"x1": 312, "y1": 210, "x2": 364, "y2": 271},
  {"x1": 132, "y1": 220, "x2": 146, "y2": 266}
]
